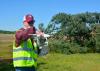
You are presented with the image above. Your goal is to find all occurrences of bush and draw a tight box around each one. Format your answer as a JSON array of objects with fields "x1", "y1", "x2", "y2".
[
  {"x1": 84, "y1": 38, "x2": 96, "y2": 52},
  {"x1": 96, "y1": 43, "x2": 100, "y2": 53},
  {"x1": 48, "y1": 39, "x2": 89, "y2": 54},
  {"x1": 79, "y1": 47, "x2": 88, "y2": 53},
  {"x1": 48, "y1": 40, "x2": 71, "y2": 54}
]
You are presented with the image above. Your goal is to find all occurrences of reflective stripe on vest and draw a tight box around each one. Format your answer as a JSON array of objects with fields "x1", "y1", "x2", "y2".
[
  {"x1": 13, "y1": 39, "x2": 38, "y2": 67},
  {"x1": 13, "y1": 57, "x2": 37, "y2": 62}
]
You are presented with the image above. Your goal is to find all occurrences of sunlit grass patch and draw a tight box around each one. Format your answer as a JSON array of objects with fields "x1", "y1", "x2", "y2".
[{"x1": 38, "y1": 53, "x2": 100, "y2": 71}]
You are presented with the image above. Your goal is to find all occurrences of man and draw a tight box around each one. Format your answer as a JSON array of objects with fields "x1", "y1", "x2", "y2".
[{"x1": 13, "y1": 14, "x2": 38, "y2": 71}]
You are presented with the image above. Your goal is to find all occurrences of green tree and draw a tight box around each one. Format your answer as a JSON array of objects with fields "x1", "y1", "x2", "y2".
[{"x1": 38, "y1": 23, "x2": 45, "y2": 32}]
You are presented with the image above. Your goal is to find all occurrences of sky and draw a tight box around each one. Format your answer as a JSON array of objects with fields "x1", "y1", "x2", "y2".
[{"x1": 0, "y1": 0, "x2": 100, "y2": 31}]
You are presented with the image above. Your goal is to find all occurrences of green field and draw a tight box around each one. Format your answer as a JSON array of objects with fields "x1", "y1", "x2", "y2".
[
  {"x1": 0, "y1": 34, "x2": 100, "y2": 71},
  {"x1": 38, "y1": 53, "x2": 100, "y2": 71}
]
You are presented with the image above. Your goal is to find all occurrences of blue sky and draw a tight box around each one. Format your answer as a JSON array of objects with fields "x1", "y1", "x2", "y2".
[{"x1": 0, "y1": 0, "x2": 100, "y2": 31}]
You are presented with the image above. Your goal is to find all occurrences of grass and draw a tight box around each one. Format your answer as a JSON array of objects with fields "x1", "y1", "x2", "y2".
[
  {"x1": 0, "y1": 34, "x2": 14, "y2": 71},
  {"x1": 38, "y1": 53, "x2": 100, "y2": 71},
  {"x1": 0, "y1": 34, "x2": 13, "y2": 59},
  {"x1": 0, "y1": 34, "x2": 100, "y2": 71}
]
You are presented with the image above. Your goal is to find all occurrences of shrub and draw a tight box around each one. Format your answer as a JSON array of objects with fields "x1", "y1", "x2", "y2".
[{"x1": 48, "y1": 39, "x2": 89, "y2": 54}]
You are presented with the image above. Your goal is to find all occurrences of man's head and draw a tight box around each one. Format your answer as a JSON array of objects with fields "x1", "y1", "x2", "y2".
[{"x1": 23, "y1": 14, "x2": 35, "y2": 27}]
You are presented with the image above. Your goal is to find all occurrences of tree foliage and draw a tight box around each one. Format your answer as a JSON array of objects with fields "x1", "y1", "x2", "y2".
[
  {"x1": 0, "y1": 30, "x2": 15, "y2": 34},
  {"x1": 46, "y1": 12, "x2": 100, "y2": 54}
]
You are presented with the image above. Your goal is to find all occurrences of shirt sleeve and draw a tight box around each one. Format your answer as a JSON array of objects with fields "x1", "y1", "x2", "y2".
[
  {"x1": 22, "y1": 27, "x2": 36, "y2": 41},
  {"x1": 15, "y1": 27, "x2": 36, "y2": 47},
  {"x1": 15, "y1": 29, "x2": 23, "y2": 47}
]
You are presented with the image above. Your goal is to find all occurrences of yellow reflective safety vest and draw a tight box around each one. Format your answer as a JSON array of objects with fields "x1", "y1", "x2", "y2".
[{"x1": 13, "y1": 38, "x2": 38, "y2": 68}]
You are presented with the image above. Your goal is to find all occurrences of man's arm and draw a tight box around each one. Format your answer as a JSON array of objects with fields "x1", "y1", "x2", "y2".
[
  {"x1": 15, "y1": 27, "x2": 36, "y2": 47},
  {"x1": 15, "y1": 30, "x2": 23, "y2": 47},
  {"x1": 22, "y1": 27, "x2": 36, "y2": 40}
]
